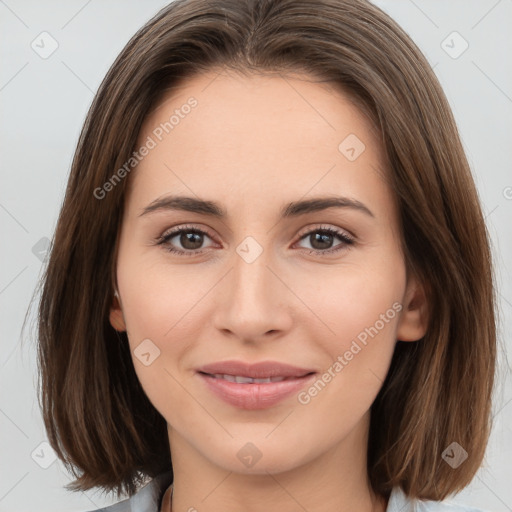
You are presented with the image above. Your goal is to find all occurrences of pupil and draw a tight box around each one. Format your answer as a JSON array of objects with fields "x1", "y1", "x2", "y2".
[
  {"x1": 181, "y1": 232, "x2": 203, "y2": 250},
  {"x1": 312, "y1": 232, "x2": 332, "y2": 250}
]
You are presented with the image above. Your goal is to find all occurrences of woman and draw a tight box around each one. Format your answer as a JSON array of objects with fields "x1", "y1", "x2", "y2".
[{"x1": 35, "y1": 0, "x2": 496, "y2": 511}]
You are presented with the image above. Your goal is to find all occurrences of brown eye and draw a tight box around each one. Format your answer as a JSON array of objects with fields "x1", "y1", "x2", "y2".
[
  {"x1": 309, "y1": 231, "x2": 336, "y2": 250},
  {"x1": 296, "y1": 227, "x2": 354, "y2": 255},
  {"x1": 175, "y1": 231, "x2": 204, "y2": 250},
  {"x1": 156, "y1": 225, "x2": 216, "y2": 256}
]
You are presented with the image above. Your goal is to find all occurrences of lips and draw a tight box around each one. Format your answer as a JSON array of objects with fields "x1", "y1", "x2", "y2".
[
  {"x1": 197, "y1": 360, "x2": 315, "y2": 379},
  {"x1": 207, "y1": 374, "x2": 288, "y2": 384},
  {"x1": 196, "y1": 360, "x2": 317, "y2": 409}
]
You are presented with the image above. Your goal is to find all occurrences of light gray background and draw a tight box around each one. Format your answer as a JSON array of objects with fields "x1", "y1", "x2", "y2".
[{"x1": 0, "y1": 1, "x2": 511, "y2": 511}]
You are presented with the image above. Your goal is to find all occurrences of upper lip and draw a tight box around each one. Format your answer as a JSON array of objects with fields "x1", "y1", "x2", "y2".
[{"x1": 197, "y1": 360, "x2": 316, "y2": 379}]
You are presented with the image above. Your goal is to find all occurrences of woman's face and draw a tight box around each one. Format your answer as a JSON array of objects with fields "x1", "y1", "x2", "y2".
[{"x1": 111, "y1": 69, "x2": 427, "y2": 475}]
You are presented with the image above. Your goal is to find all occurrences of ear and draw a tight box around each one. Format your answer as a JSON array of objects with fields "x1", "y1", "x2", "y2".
[
  {"x1": 109, "y1": 291, "x2": 127, "y2": 332},
  {"x1": 396, "y1": 274, "x2": 429, "y2": 342}
]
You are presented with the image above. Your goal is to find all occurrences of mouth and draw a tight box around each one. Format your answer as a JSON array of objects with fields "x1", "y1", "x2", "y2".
[
  {"x1": 200, "y1": 373, "x2": 308, "y2": 384},
  {"x1": 195, "y1": 360, "x2": 317, "y2": 409}
]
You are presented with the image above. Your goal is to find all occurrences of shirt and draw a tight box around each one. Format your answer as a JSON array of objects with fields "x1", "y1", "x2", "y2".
[{"x1": 85, "y1": 471, "x2": 490, "y2": 512}]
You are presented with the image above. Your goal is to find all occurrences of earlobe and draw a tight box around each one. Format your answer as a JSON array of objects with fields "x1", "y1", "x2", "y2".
[
  {"x1": 396, "y1": 276, "x2": 429, "y2": 342},
  {"x1": 109, "y1": 291, "x2": 127, "y2": 332}
]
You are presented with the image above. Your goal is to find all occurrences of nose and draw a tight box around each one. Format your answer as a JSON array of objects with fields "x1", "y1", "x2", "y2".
[{"x1": 212, "y1": 242, "x2": 293, "y2": 344}]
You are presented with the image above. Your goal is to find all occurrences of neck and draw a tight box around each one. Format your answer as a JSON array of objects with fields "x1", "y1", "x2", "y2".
[{"x1": 165, "y1": 413, "x2": 388, "y2": 512}]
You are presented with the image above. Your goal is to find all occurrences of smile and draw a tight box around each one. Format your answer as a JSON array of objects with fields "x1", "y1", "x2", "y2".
[{"x1": 207, "y1": 373, "x2": 291, "y2": 383}]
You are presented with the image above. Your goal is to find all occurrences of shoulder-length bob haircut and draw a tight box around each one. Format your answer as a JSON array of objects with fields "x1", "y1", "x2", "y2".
[{"x1": 35, "y1": 0, "x2": 496, "y2": 502}]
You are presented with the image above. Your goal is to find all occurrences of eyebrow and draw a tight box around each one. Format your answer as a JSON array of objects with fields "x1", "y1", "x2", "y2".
[{"x1": 139, "y1": 195, "x2": 374, "y2": 219}]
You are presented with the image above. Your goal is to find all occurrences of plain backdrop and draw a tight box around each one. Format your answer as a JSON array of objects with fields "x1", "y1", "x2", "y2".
[{"x1": 0, "y1": 1, "x2": 511, "y2": 511}]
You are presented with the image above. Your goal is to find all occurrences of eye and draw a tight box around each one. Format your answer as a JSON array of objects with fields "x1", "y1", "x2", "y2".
[
  {"x1": 155, "y1": 223, "x2": 355, "y2": 257},
  {"x1": 295, "y1": 225, "x2": 354, "y2": 255},
  {"x1": 155, "y1": 224, "x2": 217, "y2": 256}
]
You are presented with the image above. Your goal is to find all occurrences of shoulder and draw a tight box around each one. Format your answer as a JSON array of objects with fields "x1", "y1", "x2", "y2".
[
  {"x1": 83, "y1": 471, "x2": 173, "y2": 512},
  {"x1": 386, "y1": 486, "x2": 491, "y2": 512}
]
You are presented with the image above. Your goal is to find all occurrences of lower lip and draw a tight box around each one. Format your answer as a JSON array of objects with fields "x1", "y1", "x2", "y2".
[{"x1": 197, "y1": 372, "x2": 316, "y2": 410}]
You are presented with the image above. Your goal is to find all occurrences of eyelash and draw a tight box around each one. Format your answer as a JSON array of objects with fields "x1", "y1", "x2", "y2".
[{"x1": 154, "y1": 223, "x2": 355, "y2": 257}]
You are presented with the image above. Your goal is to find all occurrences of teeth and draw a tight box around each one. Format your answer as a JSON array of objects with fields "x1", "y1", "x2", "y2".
[
  {"x1": 270, "y1": 376, "x2": 287, "y2": 382},
  {"x1": 211, "y1": 374, "x2": 288, "y2": 383},
  {"x1": 235, "y1": 375, "x2": 255, "y2": 383}
]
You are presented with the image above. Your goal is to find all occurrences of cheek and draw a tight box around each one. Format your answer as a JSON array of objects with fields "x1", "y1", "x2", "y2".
[
  {"x1": 118, "y1": 253, "x2": 211, "y2": 346},
  {"x1": 117, "y1": 271, "x2": 203, "y2": 425},
  {"x1": 303, "y1": 258, "x2": 405, "y2": 397},
  {"x1": 116, "y1": 253, "x2": 223, "y2": 415},
  {"x1": 306, "y1": 259, "x2": 404, "y2": 343}
]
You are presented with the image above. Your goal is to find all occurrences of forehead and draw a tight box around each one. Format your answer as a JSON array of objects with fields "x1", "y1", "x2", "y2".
[{"x1": 128, "y1": 69, "x2": 389, "y2": 213}]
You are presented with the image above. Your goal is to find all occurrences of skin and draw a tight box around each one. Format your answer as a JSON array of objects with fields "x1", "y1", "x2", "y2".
[{"x1": 110, "y1": 68, "x2": 429, "y2": 512}]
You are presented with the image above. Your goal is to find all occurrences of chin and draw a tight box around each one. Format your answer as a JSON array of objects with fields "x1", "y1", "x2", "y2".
[{"x1": 205, "y1": 437, "x2": 315, "y2": 476}]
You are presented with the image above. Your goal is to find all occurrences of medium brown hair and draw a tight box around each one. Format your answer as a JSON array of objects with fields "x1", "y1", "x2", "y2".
[{"x1": 33, "y1": 0, "x2": 497, "y2": 501}]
